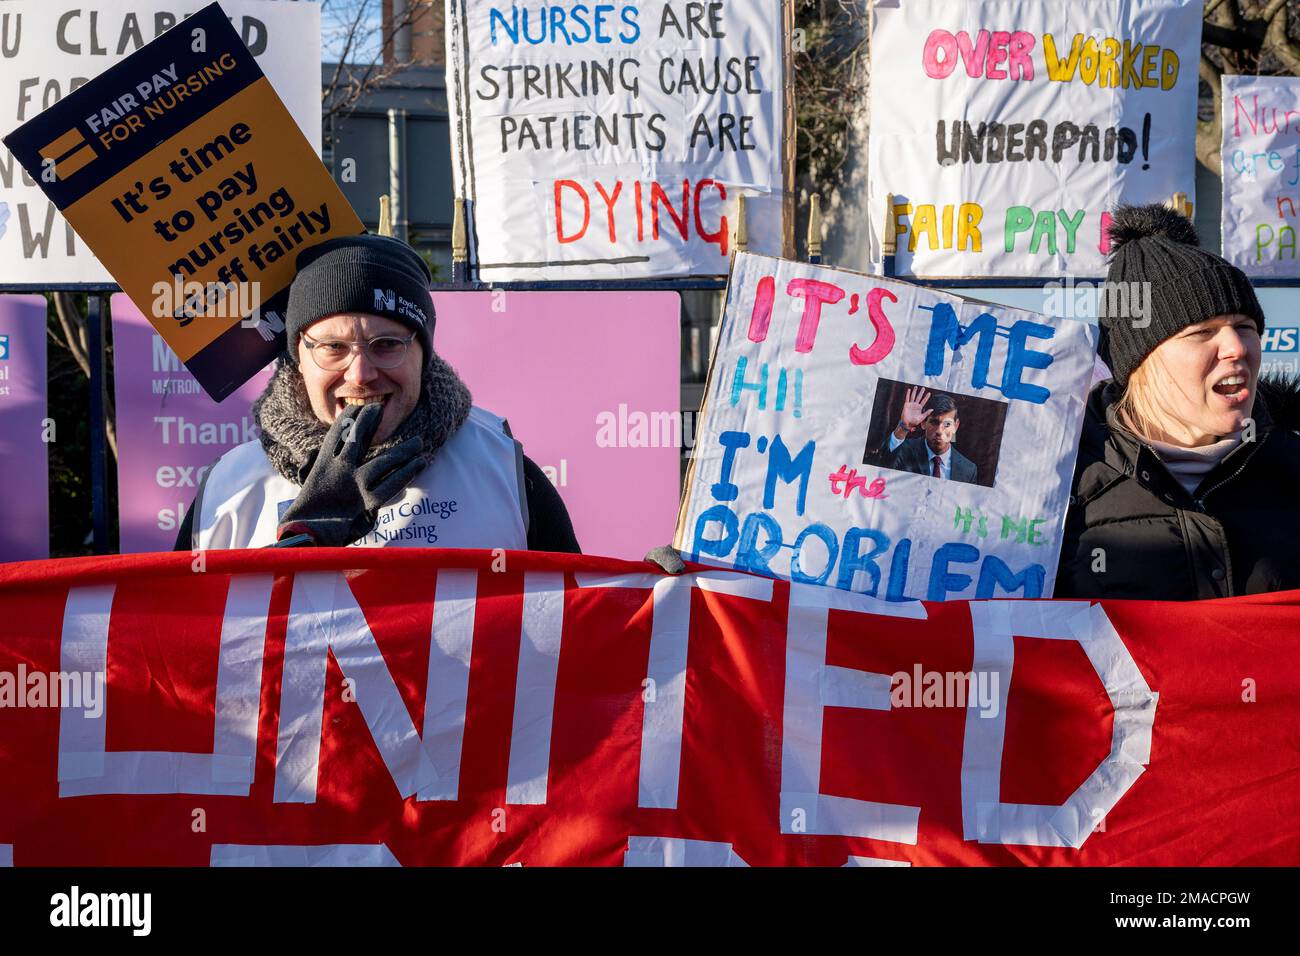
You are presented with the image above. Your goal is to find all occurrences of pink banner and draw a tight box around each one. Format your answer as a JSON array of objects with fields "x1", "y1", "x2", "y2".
[
  {"x1": 0, "y1": 295, "x2": 48, "y2": 562},
  {"x1": 433, "y1": 291, "x2": 682, "y2": 560},
  {"x1": 110, "y1": 294, "x2": 272, "y2": 553}
]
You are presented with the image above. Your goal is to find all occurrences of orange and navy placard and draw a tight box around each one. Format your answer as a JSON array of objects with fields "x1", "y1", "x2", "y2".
[{"x1": 2, "y1": 2, "x2": 364, "y2": 402}]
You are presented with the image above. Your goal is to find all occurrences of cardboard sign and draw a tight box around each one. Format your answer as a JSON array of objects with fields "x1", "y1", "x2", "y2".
[
  {"x1": 432, "y1": 290, "x2": 682, "y2": 560},
  {"x1": 110, "y1": 293, "x2": 271, "y2": 554},
  {"x1": 0, "y1": 0, "x2": 325, "y2": 287},
  {"x1": 867, "y1": 0, "x2": 1201, "y2": 277},
  {"x1": 0, "y1": 294, "x2": 48, "y2": 562},
  {"x1": 676, "y1": 252, "x2": 1098, "y2": 601},
  {"x1": 446, "y1": 0, "x2": 790, "y2": 280},
  {"x1": 2, "y1": 2, "x2": 363, "y2": 402},
  {"x1": 1221, "y1": 74, "x2": 1300, "y2": 275}
]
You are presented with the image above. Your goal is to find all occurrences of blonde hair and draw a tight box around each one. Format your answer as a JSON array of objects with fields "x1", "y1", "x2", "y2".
[{"x1": 1113, "y1": 353, "x2": 1171, "y2": 443}]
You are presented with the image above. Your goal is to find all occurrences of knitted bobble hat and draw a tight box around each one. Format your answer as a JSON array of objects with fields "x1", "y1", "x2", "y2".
[
  {"x1": 284, "y1": 234, "x2": 435, "y2": 365},
  {"x1": 1098, "y1": 204, "x2": 1265, "y2": 388}
]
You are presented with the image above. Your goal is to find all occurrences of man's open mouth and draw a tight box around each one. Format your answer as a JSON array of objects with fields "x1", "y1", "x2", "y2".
[{"x1": 336, "y1": 395, "x2": 389, "y2": 413}]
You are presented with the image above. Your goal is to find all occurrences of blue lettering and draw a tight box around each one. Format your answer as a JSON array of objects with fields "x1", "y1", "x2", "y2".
[
  {"x1": 489, "y1": 7, "x2": 518, "y2": 44},
  {"x1": 735, "y1": 512, "x2": 784, "y2": 575},
  {"x1": 923, "y1": 304, "x2": 998, "y2": 389},
  {"x1": 692, "y1": 504, "x2": 738, "y2": 560},
  {"x1": 927, "y1": 542, "x2": 980, "y2": 600},
  {"x1": 790, "y1": 523, "x2": 838, "y2": 586},
  {"x1": 1002, "y1": 320, "x2": 1054, "y2": 404},
  {"x1": 571, "y1": 3, "x2": 592, "y2": 42},
  {"x1": 594, "y1": 4, "x2": 616, "y2": 42},
  {"x1": 763, "y1": 435, "x2": 814, "y2": 516},
  {"x1": 711, "y1": 430, "x2": 750, "y2": 502},
  {"x1": 976, "y1": 556, "x2": 1046, "y2": 598},
  {"x1": 836, "y1": 528, "x2": 890, "y2": 594},
  {"x1": 549, "y1": 5, "x2": 572, "y2": 43},
  {"x1": 885, "y1": 538, "x2": 916, "y2": 602},
  {"x1": 730, "y1": 356, "x2": 768, "y2": 408},
  {"x1": 619, "y1": 6, "x2": 640, "y2": 42}
]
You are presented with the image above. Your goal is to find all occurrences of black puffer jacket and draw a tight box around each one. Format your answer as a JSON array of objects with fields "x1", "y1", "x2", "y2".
[{"x1": 1055, "y1": 376, "x2": 1300, "y2": 600}]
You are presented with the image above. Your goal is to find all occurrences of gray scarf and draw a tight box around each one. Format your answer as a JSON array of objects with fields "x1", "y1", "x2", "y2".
[{"x1": 252, "y1": 351, "x2": 474, "y2": 484}]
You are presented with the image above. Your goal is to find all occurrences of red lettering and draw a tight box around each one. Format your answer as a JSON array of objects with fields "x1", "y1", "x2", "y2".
[
  {"x1": 594, "y1": 180, "x2": 623, "y2": 243},
  {"x1": 651, "y1": 179, "x2": 690, "y2": 241},
  {"x1": 748, "y1": 275, "x2": 775, "y2": 343},
  {"x1": 850, "y1": 287, "x2": 897, "y2": 366},
  {"x1": 786, "y1": 278, "x2": 846, "y2": 353},
  {"x1": 555, "y1": 180, "x2": 590, "y2": 244}
]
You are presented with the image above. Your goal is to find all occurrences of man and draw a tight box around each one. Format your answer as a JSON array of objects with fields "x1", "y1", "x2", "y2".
[
  {"x1": 174, "y1": 234, "x2": 580, "y2": 552},
  {"x1": 874, "y1": 386, "x2": 978, "y2": 484}
]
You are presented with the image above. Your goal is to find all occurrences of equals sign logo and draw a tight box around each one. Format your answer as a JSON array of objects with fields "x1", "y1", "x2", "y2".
[{"x1": 38, "y1": 128, "x2": 98, "y2": 181}]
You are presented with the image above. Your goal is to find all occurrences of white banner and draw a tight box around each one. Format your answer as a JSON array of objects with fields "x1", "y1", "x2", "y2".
[
  {"x1": 675, "y1": 251, "x2": 1098, "y2": 601},
  {"x1": 867, "y1": 0, "x2": 1201, "y2": 278},
  {"x1": 0, "y1": 0, "x2": 321, "y2": 286},
  {"x1": 1221, "y1": 74, "x2": 1300, "y2": 276},
  {"x1": 446, "y1": 0, "x2": 788, "y2": 281}
]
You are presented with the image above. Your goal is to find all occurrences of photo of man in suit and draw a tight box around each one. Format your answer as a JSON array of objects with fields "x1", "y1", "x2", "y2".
[{"x1": 878, "y1": 386, "x2": 978, "y2": 484}]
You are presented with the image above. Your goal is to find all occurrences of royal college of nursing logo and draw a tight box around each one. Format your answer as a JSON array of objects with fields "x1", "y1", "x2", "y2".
[{"x1": 373, "y1": 288, "x2": 427, "y2": 326}]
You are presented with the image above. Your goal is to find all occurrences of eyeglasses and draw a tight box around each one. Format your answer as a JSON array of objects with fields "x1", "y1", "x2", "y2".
[{"x1": 301, "y1": 331, "x2": 417, "y2": 371}]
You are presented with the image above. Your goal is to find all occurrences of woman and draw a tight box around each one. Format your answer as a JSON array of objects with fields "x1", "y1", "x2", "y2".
[{"x1": 1055, "y1": 204, "x2": 1300, "y2": 600}]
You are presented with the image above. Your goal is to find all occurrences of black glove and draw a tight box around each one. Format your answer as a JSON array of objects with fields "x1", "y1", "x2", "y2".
[{"x1": 276, "y1": 402, "x2": 425, "y2": 547}]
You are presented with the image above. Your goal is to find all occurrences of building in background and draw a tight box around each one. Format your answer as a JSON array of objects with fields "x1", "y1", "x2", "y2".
[{"x1": 321, "y1": 0, "x2": 451, "y2": 276}]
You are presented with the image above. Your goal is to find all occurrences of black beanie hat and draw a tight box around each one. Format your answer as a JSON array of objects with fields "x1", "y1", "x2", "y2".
[
  {"x1": 1099, "y1": 204, "x2": 1265, "y2": 388},
  {"x1": 285, "y1": 234, "x2": 434, "y2": 365}
]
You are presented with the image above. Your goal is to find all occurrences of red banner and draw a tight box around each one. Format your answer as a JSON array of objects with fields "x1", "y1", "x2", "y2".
[{"x1": 1, "y1": 549, "x2": 1297, "y2": 866}]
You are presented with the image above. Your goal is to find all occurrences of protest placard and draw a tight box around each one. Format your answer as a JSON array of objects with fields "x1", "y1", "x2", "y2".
[
  {"x1": 2, "y1": 2, "x2": 363, "y2": 402},
  {"x1": 867, "y1": 0, "x2": 1201, "y2": 278},
  {"x1": 675, "y1": 252, "x2": 1098, "y2": 601},
  {"x1": 1221, "y1": 74, "x2": 1300, "y2": 276},
  {"x1": 0, "y1": 0, "x2": 324, "y2": 287},
  {"x1": 0, "y1": 294, "x2": 47, "y2": 562},
  {"x1": 110, "y1": 293, "x2": 271, "y2": 553},
  {"x1": 433, "y1": 290, "x2": 682, "y2": 560},
  {"x1": 446, "y1": 0, "x2": 792, "y2": 281}
]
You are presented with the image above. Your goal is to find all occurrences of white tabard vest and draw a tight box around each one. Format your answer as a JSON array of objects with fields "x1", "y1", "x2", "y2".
[{"x1": 193, "y1": 407, "x2": 529, "y2": 550}]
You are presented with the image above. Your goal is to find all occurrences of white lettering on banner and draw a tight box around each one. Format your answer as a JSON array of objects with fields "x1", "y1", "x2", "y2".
[
  {"x1": 844, "y1": 855, "x2": 911, "y2": 867},
  {"x1": 418, "y1": 569, "x2": 478, "y2": 801},
  {"x1": 274, "y1": 571, "x2": 443, "y2": 803},
  {"x1": 505, "y1": 573, "x2": 565, "y2": 805},
  {"x1": 575, "y1": 570, "x2": 775, "y2": 810},
  {"x1": 780, "y1": 582, "x2": 928, "y2": 844},
  {"x1": 57, "y1": 576, "x2": 272, "y2": 796},
  {"x1": 625, "y1": 836, "x2": 750, "y2": 867},
  {"x1": 210, "y1": 843, "x2": 400, "y2": 867},
  {"x1": 961, "y1": 601, "x2": 1157, "y2": 848}
]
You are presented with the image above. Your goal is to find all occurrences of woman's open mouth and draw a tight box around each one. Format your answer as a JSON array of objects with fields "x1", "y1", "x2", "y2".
[{"x1": 1210, "y1": 373, "x2": 1250, "y2": 405}]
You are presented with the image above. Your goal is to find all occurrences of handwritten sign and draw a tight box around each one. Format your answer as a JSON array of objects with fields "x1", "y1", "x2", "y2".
[
  {"x1": 675, "y1": 251, "x2": 1098, "y2": 602},
  {"x1": 1221, "y1": 75, "x2": 1300, "y2": 275},
  {"x1": 2, "y1": 2, "x2": 363, "y2": 402},
  {"x1": 446, "y1": 0, "x2": 790, "y2": 280},
  {"x1": 867, "y1": 0, "x2": 1201, "y2": 277},
  {"x1": 0, "y1": 0, "x2": 324, "y2": 287}
]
